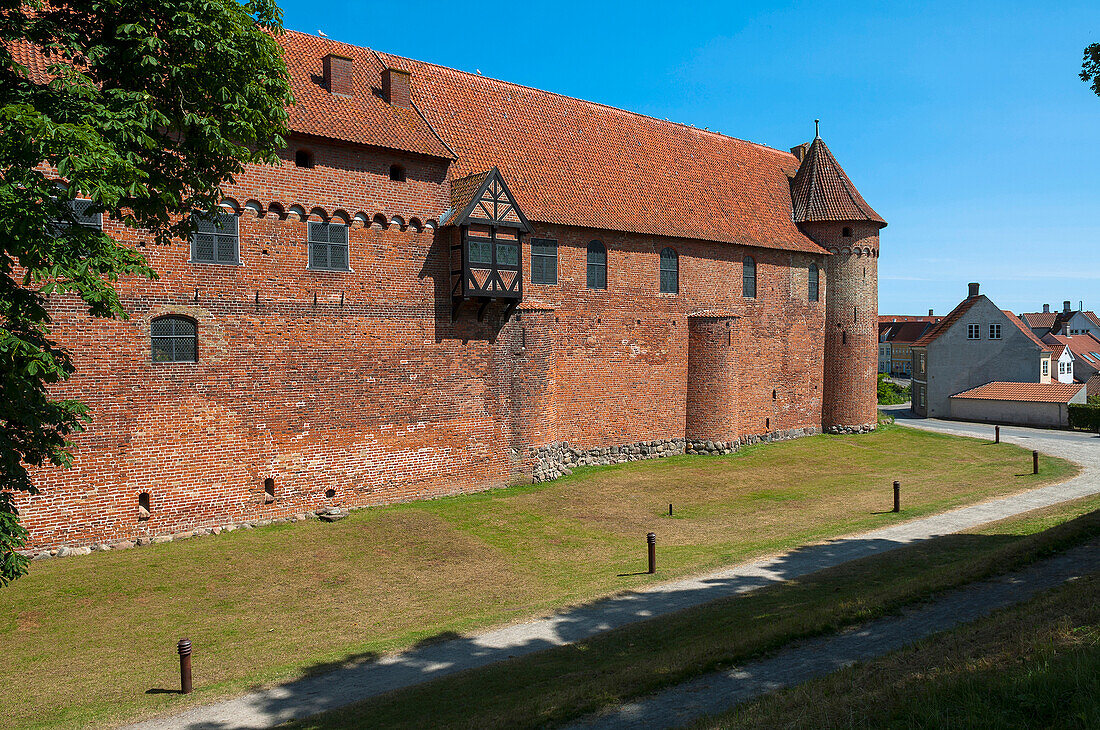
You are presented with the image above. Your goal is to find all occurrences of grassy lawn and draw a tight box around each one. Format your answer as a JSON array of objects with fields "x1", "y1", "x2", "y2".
[
  {"x1": 287, "y1": 494, "x2": 1100, "y2": 730},
  {"x1": 697, "y1": 553, "x2": 1100, "y2": 728},
  {"x1": 0, "y1": 426, "x2": 1078, "y2": 729}
]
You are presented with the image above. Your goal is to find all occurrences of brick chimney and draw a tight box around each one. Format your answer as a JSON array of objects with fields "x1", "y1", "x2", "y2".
[
  {"x1": 382, "y1": 67, "x2": 412, "y2": 108},
  {"x1": 324, "y1": 54, "x2": 354, "y2": 96},
  {"x1": 1064, "y1": 300, "x2": 1072, "y2": 313},
  {"x1": 968, "y1": 282, "x2": 979, "y2": 297},
  {"x1": 790, "y1": 143, "x2": 810, "y2": 162},
  {"x1": 928, "y1": 309, "x2": 934, "y2": 316},
  {"x1": 1043, "y1": 303, "x2": 1050, "y2": 313}
]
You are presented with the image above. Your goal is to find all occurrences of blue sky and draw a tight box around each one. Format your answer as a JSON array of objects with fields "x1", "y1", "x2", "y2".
[{"x1": 279, "y1": 0, "x2": 1100, "y2": 316}]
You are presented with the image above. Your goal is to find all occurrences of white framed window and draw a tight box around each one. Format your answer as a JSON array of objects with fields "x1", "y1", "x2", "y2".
[
  {"x1": 967, "y1": 324, "x2": 981, "y2": 339},
  {"x1": 989, "y1": 323, "x2": 1001, "y2": 339},
  {"x1": 1042, "y1": 360, "x2": 1049, "y2": 376}
]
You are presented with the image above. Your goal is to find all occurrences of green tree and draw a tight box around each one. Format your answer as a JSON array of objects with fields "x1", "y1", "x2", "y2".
[
  {"x1": 0, "y1": 0, "x2": 292, "y2": 585},
  {"x1": 1082, "y1": 42, "x2": 1100, "y2": 96}
]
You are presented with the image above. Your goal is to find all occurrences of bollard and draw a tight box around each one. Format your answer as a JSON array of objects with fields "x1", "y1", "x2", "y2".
[
  {"x1": 1033, "y1": 450, "x2": 1039, "y2": 475},
  {"x1": 669, "y1": 503, "x2": 673, "y2": 517},
  {"x1": 647, "y1": 532, "x2": 656, "y2": 574},
  {"x1": 995, "y1": 426, "x2": 1000, "y2": 444},
  {"x1": 178, "y1": 638, "x2": 193, "y2": 694},
  {"x1": 893, "y1": 481, "x2": 900, "y2": 513}
]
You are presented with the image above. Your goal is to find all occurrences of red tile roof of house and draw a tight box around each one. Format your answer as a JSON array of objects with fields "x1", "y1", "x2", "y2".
[
  {"x1": 881, "y1": 321, "x2": 933, "y2": 345},
  {"x1": 1088, "y1": 374, "x2": 1100, "y2": 397},
  {"x1": 1083, "y1": 311, "x2": 1100, "y2": 329},
  {"x1": 879, "y1": 315, "x2": 940, "y2": 324},
  {"x1": 1020, "y1": 311, "x2": 1058, "y2": 329},
  {"x1": 789, "y1": 136, "x2": 885, "y2": 226},
  {"x1": 912, "y1": 296, "x2": 983, "y2": 347},
  {"x1": 951, "y1": 381, "x2": 1085, "y2": 403},
  {"x1": 1003, "y1": 310, "x2": 1053, "y2": 351},
  {"x1": 1052, "y1": 334, "x2": 1100, "y2": 365}
]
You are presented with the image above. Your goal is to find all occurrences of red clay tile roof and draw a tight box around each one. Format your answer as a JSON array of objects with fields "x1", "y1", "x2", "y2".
[
  {"x1": 278, "y1": 32, "x2": 453, "y2": 159},
  {"x1": 1088, "y1": 374, "x2": 1100, "y2": 397},
  {"x1": 1048, "y1": 343, "x2": 1067, "y2": 360},
  {"x1": 951, "y1": 381, "x2": 1084, "y2": 403},
  {"x1": 1020, "y1": 311, "x2": 1058, "y2": 329},
  {"x1": 789, "y1": 137, "x2": 885, "y2": 226},
  {"x1": 913, "y1": 296, "x2": 983, "y2": 347},
  {"x1": 1049, "y1": 333, "x2": 1100, "y2": 365},
  {"x1": 1003, "y1": 310, "x2": 1053, "y2": 351},
  {"x1": 372, "y1": 50, "x2": 831, "y2": 253},
  {"x1": 879, "y1": 315, "x2": 939, "y2": 323},
  {"x1": 1083, "y1": 311, "x2": 1100, "y2": 329},
  {"x1": 448, "y1": 169, "x2": 491, "y2": 218},
  {"x1": 881, "y1": 321, "x2": 932, "y2": 345}
]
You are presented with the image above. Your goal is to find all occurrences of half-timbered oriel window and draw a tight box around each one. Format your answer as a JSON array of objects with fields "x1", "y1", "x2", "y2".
[
  {"x1": 151, "y1": 316, "x2": 197, "y2": 363},
  {"x1": 808, "y1": 262, "x2": 819, "y2": 302},
  {"x1": 659, "y1": 247, "x2": 678, "y2": 294},
  {"x1": 587, "y1": 241, "x2": 607, "y2": 290},
  {"x1": 308, "y1": 221, "x2": 349, "y2": 271},
  {"x1": 531, "y1": 238, "x2": 558, "y2": 285},
  {"x1": 190, "y1": 211, "x2": 239, "y2": 265},
  {"x1": 743, "y1": 256, "x2": 757, "y2": 299}
]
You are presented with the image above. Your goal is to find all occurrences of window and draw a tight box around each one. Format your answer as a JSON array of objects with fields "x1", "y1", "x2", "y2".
[
  {"x1": 808, "y1": 263, "x2": 819, "y2": 302},
  {"x1": 989, "y1": 323, "x2": 1001, "y2": 340},
  {"x1": 1042, "y1": 360, "x2": 1049, "y2": 376},
  {"x1": 50, "y1": 198, "x2": 102, "y2": 233},
  {"x1": 842, "y1": 227, "x2": 852, "y2": 238},
  {"x1": 531, "y1": 238, "x2": 558, "y2": 284},
  {"x1": 659, "y1": 247, "x2": 678, "y2": 294},
  {"x1": 295, "y1": 150, "x2": 314, "y2": 168},
  {"x1": 151, "y1": 316, "x2": 197, "y2": 363},
  {"x1": 919, "y1": 353, "x2": 926, "y2": 374},
  {"x1": 742, "y1": 256, "x2": 756, "y2": 298},
  {"x1": 389, "y1": 164, "x2": 406, "y2": 182},
  {"x1": 967, "y1": 324, "x2": 981, "y2": 339},
  {"x1": 308, "y1": 221, "x2": 350, "y2": 271},
  {"x1": 190, "y1": 211, "x2": 239, "y2": 264},
  {"x1": 586, "y1": 241, "x2": 607, "y2": 290}
]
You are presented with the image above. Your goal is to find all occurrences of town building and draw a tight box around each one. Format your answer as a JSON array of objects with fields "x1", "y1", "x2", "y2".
[
  {"x1": 910, "y1": 283, "x2": 1052, "y2": 418},
  {"x1": 878, "y1": 316, "x2": 937, "y2": 376},
  {"x1": 1043, "y1": 333, "x2": 1100, "y2": 384},
  {"x1": 12, "y1": 32, "x2": 886, "y2": 551},
  {"x1": 1020, "y1": 302, "x2": 1100, "y2": 339},
  {"x1": 949, "y1": 382, "x2": 1086, "y2": 428}
]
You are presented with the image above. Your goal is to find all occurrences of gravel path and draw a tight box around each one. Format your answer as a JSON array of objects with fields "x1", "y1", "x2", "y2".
[
  {"x1": 567, "y1": 538, "x2": 1100, "y2": 730},
  {"x1": 126, "y1": 418, "x2": 1100, "y2": 730}
]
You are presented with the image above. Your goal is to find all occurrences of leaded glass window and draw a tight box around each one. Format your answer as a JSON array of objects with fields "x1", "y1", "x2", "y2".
[
  {"x1": 468, "y1": 235, "x2": 492, "y2": 265},
  {"x1": 49, "y1": 198, "x2": 102, "y2": 234},
  {"x1": 587, "y1": 241, "x2": 607, "y2": 290},
  {"x1": 808, "y1": 263, "x2": 819, "y2": 302},
  {"x1": 308, "y1": 221, "x2": 349, "y2": 271},
  {"x1": 151, "y1": 316, "x2": 197, "y2": 363},
  {"x1": 531, "y1": 238, "x2": 557, "y2": 284},
  {"x1": 497, "y1": 242, "x2": 519, "y2": 267},
  {"x1": 659, "y1": 247, "x2": 678, "y2": 294},
  {"x1": 190, "y1": 211, "x2": 239, "y2": 264},
  {"x1": 743, "y1": 256, "x2": 756, "y2": 299}
]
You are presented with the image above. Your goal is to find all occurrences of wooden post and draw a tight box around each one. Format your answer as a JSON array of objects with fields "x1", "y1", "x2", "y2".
[
  {"x1": 995, "y1": 425, "x2": 1000, "y2": 443},
  {"x1": 647, "y1": 533, "x2": 656, "y2": 574},
  {"x1": 892, "y1": 481, "x2": 900, "y2": 513},
  {"x1": 1033, "y1": 450, "x2": 1039, "y2": 475}
]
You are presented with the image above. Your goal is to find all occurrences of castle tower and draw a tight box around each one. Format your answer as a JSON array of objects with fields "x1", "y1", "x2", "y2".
[{"x1": 790, "y1": 129, "x2": 886, "y2": 432}]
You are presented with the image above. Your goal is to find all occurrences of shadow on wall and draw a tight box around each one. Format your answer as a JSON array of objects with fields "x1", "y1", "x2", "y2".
[{"x1": 418, "y1": 229, "x2": 510, "y2": 344}]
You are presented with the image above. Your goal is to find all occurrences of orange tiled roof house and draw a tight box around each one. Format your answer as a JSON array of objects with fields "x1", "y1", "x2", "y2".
[{"x1": 15, "y1": 32, "x2": 886, "y2": 552}]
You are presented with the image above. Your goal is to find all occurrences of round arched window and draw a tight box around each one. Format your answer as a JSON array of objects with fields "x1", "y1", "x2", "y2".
[{"x1": 150, "y1": 316, "x2": 197, "y2": 363}]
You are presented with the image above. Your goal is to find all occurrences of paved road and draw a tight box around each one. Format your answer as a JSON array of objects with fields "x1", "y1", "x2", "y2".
[
  {"x1": 126, "y1": 415, "x2": 1099, "y2": 730},
  {"x1": 568, "y1": 538, "x2": 1100, "y2": 729}
]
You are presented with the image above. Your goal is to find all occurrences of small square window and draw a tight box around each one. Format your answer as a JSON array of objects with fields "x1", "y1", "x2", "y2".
[
  {"x1": 191, "y1": 211, "x2": 239, "y2": 265},
  {"x1": 989, "y1": 323, "x2": 1001, "y2": 339},
  {"x1": 308, "y1": 221, "x2": 350, "y2": 271},
  {"x1": 967, "y1": 324, "x2": 981, "y2": 340}
]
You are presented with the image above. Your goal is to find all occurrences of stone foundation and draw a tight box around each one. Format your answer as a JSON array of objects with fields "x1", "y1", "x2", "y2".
[{"x1": 824, "y1": 422, "x2": 878, "y2": 435}]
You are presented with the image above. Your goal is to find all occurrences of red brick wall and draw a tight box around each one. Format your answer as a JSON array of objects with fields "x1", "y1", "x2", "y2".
[
  {"x1": 17, "y1": 140, "x2": 836, "y2": 550},
  {"x1": 800, "y1": 221, "x2": 881, "y2": 430}
]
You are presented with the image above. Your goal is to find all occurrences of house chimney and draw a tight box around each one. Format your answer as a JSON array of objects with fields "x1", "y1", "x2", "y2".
[
  {"x1": 1043, "y1": 303, "x2": 1050, "y2": 313},
  {"x1": 382, "y1": 67, "x2": 412, "y2": 108},
  {"x1": 968, "y1": 282, "x2": 979, "y2": 297},
  {"x1": 324, "y1": 54, "x2": 354, "y2": 96},
  {"x1": 928, "y1": 309, "x2": 934, "y2": 316},
  {"x1": 790, "y1": 143, "x2": 810, "y2": 162},
  {"x1": 1064, "y1": 300, "x2": 1072, "y2": 314}
]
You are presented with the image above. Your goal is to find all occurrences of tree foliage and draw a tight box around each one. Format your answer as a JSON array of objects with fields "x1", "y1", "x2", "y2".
[
  {"x1": 0, "y1": 0, "x2": 292, "y2": 585},
  {"x1": 1082, "y1": 42, "x2": 1100, "y2": 97}
]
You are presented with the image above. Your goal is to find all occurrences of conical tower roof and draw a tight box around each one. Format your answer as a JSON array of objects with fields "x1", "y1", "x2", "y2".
[{"x1": 790, "y1": 136, "x2": 885, "y2": 226}]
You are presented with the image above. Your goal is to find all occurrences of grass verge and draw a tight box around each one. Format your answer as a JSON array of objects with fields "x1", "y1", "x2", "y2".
[
  {"x1": 286, "y1": 494, "x2": 1100, "y2": 730},
  {"x1": 696, "y1": 560, "x2": 1100, "y2": 728},
  {"x1": 0, "y1": 425, "x2": 1079, "y2": 729}
]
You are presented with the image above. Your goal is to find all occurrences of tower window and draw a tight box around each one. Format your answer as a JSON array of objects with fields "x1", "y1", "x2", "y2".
[
  {"x1": 389, "y1": 164, "x2": 406, "y2": 182},
  {"x1": 659, "y1": 247, "x2": 678, "y2": 294},
  {"x1": 808, "y1": 263, "x2": 819, "y2": 302},
  {"x1": 586, "y1": 241, "x2": 607, "y2": 290},
  {"x1": 151, "y1": 316, "x2": 197, "y2": 363},
  {"x1": 842, "y1": 227, "x2": 852, "y2": 237},
  {"x1": 264, "y1": 478, "x2": 275, "y2": 503},
  {"x1": 742, "y1": 256, "x2": 756, "y2": 299},
  {"x1": 138, "y1": 492, "x2": 151, "y2": 520},
  {"x1": 295, "y1": 150, "x2": 314, "y2": 168},
  {"x1": 190, "y1": 210, "x2": 239, "y2": 265}
]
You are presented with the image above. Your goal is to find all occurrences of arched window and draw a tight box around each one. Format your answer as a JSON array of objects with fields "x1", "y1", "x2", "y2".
[
  {"x1": 586, "y1": 240, "x2": 607, "y2": 290},
  {"x1": 389, "y1": 164, "x2": 406, "y2": 182},
  {"x1": 808, "y1": 262, "x2": 819, "y2": 302},
  {"x1": 151, "y1": 316, "x2": 197, "y2": 363},
  {"x1": 742, "y1": 256, "x2": 756, "y2": 299},
  {"x1": 659, "y1": 247, "x2": 678, "y2": 294}
]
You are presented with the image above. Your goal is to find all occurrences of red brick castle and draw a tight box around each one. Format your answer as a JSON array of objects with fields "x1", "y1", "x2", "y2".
[{"x1": 15, "y1": 32, "x2": 885, "y2": 551}]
